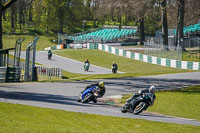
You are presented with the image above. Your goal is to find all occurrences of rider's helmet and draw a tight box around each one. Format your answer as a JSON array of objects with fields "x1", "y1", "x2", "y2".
[
  {"x1": 99, "y1": 81, "x2": 104, "y2": 88},
  {"x1": 149, "y1": 85, "x2": 156, "y2": 94}
]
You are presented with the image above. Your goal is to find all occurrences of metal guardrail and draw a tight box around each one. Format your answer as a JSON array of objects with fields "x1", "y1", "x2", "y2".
[
  {"x1": 0, "y1": 67, "x2": 6, "y2": 83},
  {"x1": 0, "y1": 67, "x2": 21, "y2": 82},
  {"x1": 6, "y1": 67, "x2": 21, "y2": 82}
]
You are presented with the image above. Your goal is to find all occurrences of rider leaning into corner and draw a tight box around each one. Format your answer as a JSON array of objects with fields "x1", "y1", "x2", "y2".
[
  {"x1": 127, "y1": 85, "x2": 156, "y2": 105},
  {"x1": 81, "y1": 81, "x2": 106, "y2": 102}
]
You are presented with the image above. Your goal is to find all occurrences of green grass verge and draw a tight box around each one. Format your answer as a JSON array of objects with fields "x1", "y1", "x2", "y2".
[
  {"x1": 121, "y1": 85, "x2": 200, "y2": 121},
  {"x1": 5, "y1": 46, "x2": 199, "y2": 81},
  {"x1": 53, "y1": 49, "x2": 189, "y2": 79},
  {"x1": 183, "y1": 52, "x2": 200, "y2": 62},
  {"x1": 0, "y1": 102, "x2": 199, "y2": 133},
  {"x1": 3, "y1": 35, "x2": 199, "y2": 81}
]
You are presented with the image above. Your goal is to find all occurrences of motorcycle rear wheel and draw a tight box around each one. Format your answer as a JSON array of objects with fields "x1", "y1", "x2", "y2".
[
  {"x1": 77, "y1": 95, "x2": 82, "y2": 102},
  {"x1": 77, "y1": 98, "x2": 81, "y2": 102}
]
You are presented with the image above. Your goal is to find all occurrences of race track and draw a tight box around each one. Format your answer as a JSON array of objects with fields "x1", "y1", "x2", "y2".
[
  {"x1": 18, "y1": 51, "x2": 123, "y2": 74},
  {"x1": 0, "y1": 74, "x2": 200, "y2": 125},
  {"x1": 3, "y1": 51, "x2": 200, "y2": 125}
]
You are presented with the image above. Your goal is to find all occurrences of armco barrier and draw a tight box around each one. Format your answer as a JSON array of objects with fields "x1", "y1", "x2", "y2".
[
  {"x1": 97, "y1": 44, "x2": 200, "y2": 70},
  {"x1": 0, "y1": 67, "x2": 6, "y2": 83}
]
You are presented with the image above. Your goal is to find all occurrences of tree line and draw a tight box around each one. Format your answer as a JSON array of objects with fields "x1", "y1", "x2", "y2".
[{"x1": 0, "y1": 0, "x2": 200, "y2": 49}]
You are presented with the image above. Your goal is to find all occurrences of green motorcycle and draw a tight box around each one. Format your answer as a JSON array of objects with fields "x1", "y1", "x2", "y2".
[{"x1": 84, "y1": 63, "x2": 90, "y2": 71}]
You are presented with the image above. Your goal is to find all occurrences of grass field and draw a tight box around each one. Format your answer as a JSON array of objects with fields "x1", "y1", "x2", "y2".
[
  {"x1": 183, "y1": 52, "x2": 200, "y2": 62},
  {"x1": 2, "y1": 35, "x2": 199, "y2": 81},
  {"x1": 53, "y1": 49, "x2": 189, "y2": 79},
  {"x1": 121, "y1": 85, "x2": 200, "y2": 121},
  {"x1": 0, "y1": 102, "x2": 199, "y2": 133}
]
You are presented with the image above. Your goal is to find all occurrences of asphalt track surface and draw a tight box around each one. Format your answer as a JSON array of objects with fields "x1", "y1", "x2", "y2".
[
  {"x1": 18, "y1": 51, "x2": 123, "y2": 74},
  {"x1": 1, "y1": 73, "x2": 200, "y2": 125},
  {"x1": 3, "y1": 51, "x2": 200, "y2": 125}
]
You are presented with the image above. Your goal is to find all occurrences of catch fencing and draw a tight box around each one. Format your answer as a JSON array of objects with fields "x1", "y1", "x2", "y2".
[
  {"x1": 36, "y1": 65, "x2": 63, "y2": 78},
  {"x1": 9, "y1": 59, "x2": 63, "y2": 78},
  {"x1": 98, "y1": 44, "x2": 200, "y2": 70},
  {"x1": 144, "y1": 37, "x2": 182, "y2": 60}
]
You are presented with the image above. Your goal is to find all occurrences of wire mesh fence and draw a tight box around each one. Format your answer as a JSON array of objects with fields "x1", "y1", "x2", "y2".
[
  {"x1": 144, "y1": 37, "x2": 182, "y2": 60},
  {"x1": 24, "y1": 37, "x2": 39, "y2": 81}
]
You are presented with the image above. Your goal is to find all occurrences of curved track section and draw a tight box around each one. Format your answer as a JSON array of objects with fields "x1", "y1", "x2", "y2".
[
  {"x1": 0, "y1": 73, "x2": 200, "y2": 125},
  {"x1": 18, "y1": 51, "x2": 123, "y2": 74}
]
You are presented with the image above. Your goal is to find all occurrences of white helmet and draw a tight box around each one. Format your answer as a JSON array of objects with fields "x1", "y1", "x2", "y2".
[{"x1": 149, "y1": 85, "x2": 156, "y2": 94}]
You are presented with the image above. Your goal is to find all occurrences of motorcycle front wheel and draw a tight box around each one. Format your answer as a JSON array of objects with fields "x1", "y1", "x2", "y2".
[
  {"x1": 121, "y1": 107, "x2": 127, "y2": 113},
  {"x1": 132, "y1": 101, "x2": 148, "y2": 115},
  {"x1": 77, "y1": 95, "x2": 82, "y2": 102},
  {"x1": 82, "y1": 93, "x2": 93, "y2": 103}
]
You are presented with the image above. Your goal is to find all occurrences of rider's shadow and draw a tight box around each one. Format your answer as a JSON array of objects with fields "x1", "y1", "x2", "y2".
[
  {"x1": 138, "y1": 112, "x2": 175, "y2": 119},
  {"x1": 49, "y1": 58, "x2": 56, "y2": 61},
  {"x1": 87, "y1": 71, "x2": 94, "y2": 72},
  {"x1": 84, "y1": 70, "x2": 94, "y2": 72}
]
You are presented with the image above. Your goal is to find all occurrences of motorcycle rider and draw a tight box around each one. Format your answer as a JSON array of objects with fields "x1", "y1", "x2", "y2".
[
  {"x1": 127, "y1": 85, "x2": 156, "y2": 105},
  {"x1": 111, "y1": 62, "x2": 118, "y2": 73},
  {"x1": 48, "y1": 50, "x2": 52, "y2": 60},
  {"x1": 84, "y1": 59, "x2": 90, "y2": 64},
  {"x1": 84, "y1": 59, "x2": 90, "y2": 71},
  {"x1": 81, "y1": 81, "x2": 106, "y2": 103},
  {"x1": 122, "y1": 85, "x2": 156, "y2": 113}
]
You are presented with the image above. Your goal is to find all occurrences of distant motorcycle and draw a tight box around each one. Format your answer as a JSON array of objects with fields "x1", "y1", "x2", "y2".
[
  {"x1": 77, "y1": 86, "x2": 99, "y2": 103},
  {"x1": 112, "y1": 68, "x2": 117, "y2": 73},
  {"x1": 121, "y1": 93, "x2": 155, "y2": 115},
  {"x1": 48, "y1": 52, "x2": 52, "y2": 60},
  {"x1": 111, "y1": 63, "x2": 118, "y2": 73},
  {"x1": 84, "y1": 63, "x2": 90, "y2": 71}
]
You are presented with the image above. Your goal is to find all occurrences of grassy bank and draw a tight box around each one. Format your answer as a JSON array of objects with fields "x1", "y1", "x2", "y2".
[
  {"x1": 121, "y1": 85, "x2": 200, "y2": 121},
  {"x1": 53, "y1": 49, "x2": 189, "y2": 79},
  {"x1": 0, "y1": 102, "x2": 199, "y2": 133},
  {"x1": 3, "y1": 35, "x2": 199, "y2": 81}
]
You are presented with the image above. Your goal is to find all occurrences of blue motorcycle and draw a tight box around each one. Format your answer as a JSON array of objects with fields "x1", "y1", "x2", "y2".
[{"x1": 77, "y1": 86, "x2": 98, "y2": 103}]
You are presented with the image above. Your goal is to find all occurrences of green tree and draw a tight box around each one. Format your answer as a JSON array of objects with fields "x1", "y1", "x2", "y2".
[
  {"x1": 160, "y1": 0, "x2": 168, "y2": 48},
  {"x1": 0, "y1": 0, "x2": 18, "y2": 66},
  {"x1": 32, "y1": 0, "x2": 86, "y2": 33},
  {"x1": 176, "y1": 0, "x2": 185, "y2": 50},
  {"x1": 129, "y1": 0, "x2": 154, "y2": 45},
  {"x1": 0, "y1": 0, "x2": 18, "y2": 49}
]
